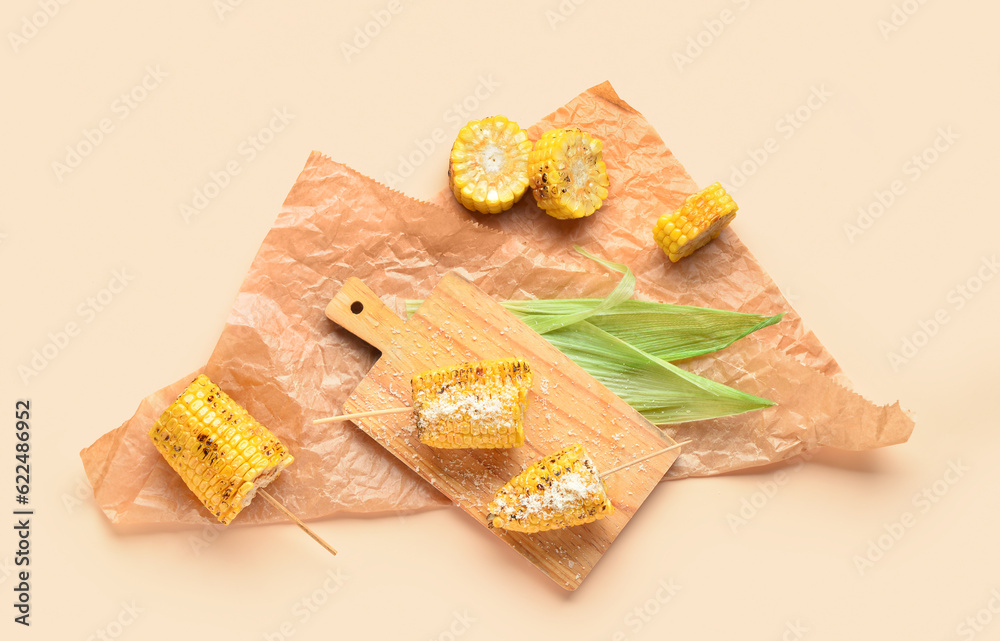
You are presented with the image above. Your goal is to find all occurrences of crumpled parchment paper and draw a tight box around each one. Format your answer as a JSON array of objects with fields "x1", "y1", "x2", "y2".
[{"x1": 81, "y1": 82, "x2": 914, "y2": 526}]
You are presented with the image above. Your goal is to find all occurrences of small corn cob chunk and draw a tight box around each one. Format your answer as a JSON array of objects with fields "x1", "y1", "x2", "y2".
[
  {"x1": 487, "y1": 444, "x2": 614, "y2": 533},
  {"x1": 148, "y1": 374, "x2": 294, "y2": 525},
  {"x1": 652, "y1": 182, "x2": 738, "y2": 263},
  {"x1": 449, "y1": 115, "x2": 533, "y2": 214},
  {"x1": 412, "y1": 358, "x2": 531, "y2": 449},
  {"x1": 528, "y1": 127, "x2": 610, "y2": 220}
]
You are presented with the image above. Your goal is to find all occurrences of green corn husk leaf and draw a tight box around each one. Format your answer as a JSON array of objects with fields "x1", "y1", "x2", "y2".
[
  {"x1": 541, "y1": 321, "x2": 773, "y2": 424},
  {"x1": 406, "y1": 250, "x2": 780, "y2": 363},
  {"x1": 404, "y1": 249, "x2": 779, "y2": 423},
  {"x1": 518, "y1": 246, "x2": 635, "y2": 335},
  {"x1": 510, "y1": 300, "x2": 782, "y2": 362}
]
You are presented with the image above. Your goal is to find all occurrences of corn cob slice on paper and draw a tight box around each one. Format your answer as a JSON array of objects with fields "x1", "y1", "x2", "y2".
[
  {"x1": 652, "y1": 182, "x2": 738, "y2": 262},
  {"x1": 487, "y1": 443, "x2": 614, "y2": 532},
  {"x1": 148, "y1": 374, "x2": 294, "y2": 524},
  {"x1": 412, "y1": 358, "x2": 531, "y2": 449},
  {"x1": 528, "y1": 127, "x2": 610, "y2": 220},
  {"x1": 449, "y1": 115, "x2": 532, "y2": 214}
]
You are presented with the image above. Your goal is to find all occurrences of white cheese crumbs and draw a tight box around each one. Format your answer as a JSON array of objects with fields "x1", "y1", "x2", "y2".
[
  {"x1": 417, "y1": 384, "x2": 517, "y2": 435},
  {"x1": 494, "y1": 472, "x2": 603, "y2": 522}
]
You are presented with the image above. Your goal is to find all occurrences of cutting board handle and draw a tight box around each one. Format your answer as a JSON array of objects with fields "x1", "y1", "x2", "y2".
[{"x1": 325, "y1": 277, "x2": 405, "y2": 353}]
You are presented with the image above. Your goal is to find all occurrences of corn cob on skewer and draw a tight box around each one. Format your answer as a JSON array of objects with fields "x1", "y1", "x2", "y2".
[
  {"x1": 487, "y1": 443, "x2": 614, "y2": 532},
  {"x1": 449, "y1": 115, "x2": 532, "y2": 214},
  {"x1": 652, "y1": 182, "x2": 738, "y2": 262},
  {"x1": 412, "y1": 358, "x2": 531, "y2": 449},
  {"x1": 149, "y1": 374, "x2": 294, "y2": 525},
  {"x1": 528, "y1": 127, "x2": 610, "y2": 220}
]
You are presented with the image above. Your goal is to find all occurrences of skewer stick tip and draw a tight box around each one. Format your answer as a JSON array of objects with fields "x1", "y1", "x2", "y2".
[
  {"x1": 600, "y1": 439, "x2": 693, "y2": 478},
  {"x1": 259, "y1": 489, "x2": 338, "y2": 556},
  {"x1": 313, "y1": 406, "x2": 412, "y2": 425}
]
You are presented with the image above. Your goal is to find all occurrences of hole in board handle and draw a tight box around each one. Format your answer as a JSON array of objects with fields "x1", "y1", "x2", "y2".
[{"x1": 350, "y1": 301, "x2": 364, "y2": 315}]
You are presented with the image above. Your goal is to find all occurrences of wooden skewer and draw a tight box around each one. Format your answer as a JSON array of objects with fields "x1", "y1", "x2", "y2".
[
  {"x1": 259, "y1": 489, "x2": 338, "y2": 557},
  {"x1": 312, "y1": 406, "x2": 411, "y2": 425},
  {"x1": 316, "y1": 407, "x2": 689, "y2": 477},
  {"x1": 314, "y1": 407, "x2": 687, "y2": 480},
  {"x1": 599, "y1": 440, "x2": 692, "y2": 479}
]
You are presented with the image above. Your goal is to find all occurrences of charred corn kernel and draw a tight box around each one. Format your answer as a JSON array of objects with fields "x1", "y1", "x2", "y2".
[
  {"x1": 449, "y1": 115, "x2": 532, "y2": 214},
  {"x1": 528, "y1": 127, "x2": 610, "y2": 220},
  {"x1": 487, "y1": 444, "x2": 614, "y2": 532},
  {"x1": 652, "y1": 182, "x2": 738, "y2": 263},
  {"x1": 411, "y1": 358, "x2": 531, "y2": 449},
  {"x1": 148, "y1": 375, "x2": 294, "y2": 524}
]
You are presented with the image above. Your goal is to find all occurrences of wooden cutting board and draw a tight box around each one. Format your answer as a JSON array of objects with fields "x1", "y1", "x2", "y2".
[{"x1": 326, "y1": 272, "x2": 678, "y2": 590}]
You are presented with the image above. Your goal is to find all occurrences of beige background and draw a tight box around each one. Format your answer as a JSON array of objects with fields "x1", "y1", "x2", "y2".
[{"x1": 2, "y1": 1, "x2": 998, "y2": 639}]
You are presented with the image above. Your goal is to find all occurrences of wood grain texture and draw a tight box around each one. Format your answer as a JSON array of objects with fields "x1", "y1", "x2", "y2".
[{"x1": 326, "y1": 273, "x2": 678, "y2": 590}]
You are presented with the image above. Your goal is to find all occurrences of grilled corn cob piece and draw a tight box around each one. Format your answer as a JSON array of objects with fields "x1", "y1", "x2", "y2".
[
  {"x1": 148, "y1": 374, "x2": 294, "y2": 524},
  {"x1": 487, "y1": 444, "x2": 614, "y2": 532},
  {"x1": 528, "y1": 127, "x2": 610, "y2": 220},
  {"x1": 652, "y1": 182, "x2": 738, "y2": 262},
  {"x1": 449, "y1": 115, "x2": 532, "y2": 214},
  {"x1": 412, "y1": 358, "x2": 531, "y2": 449}
]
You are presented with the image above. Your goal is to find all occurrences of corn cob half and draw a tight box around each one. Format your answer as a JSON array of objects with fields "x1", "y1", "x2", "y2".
[
  {"x1": 529, "y1": 127, "x2": 610, "y2": 219},
  {"x1": 487, "y1": 444, "x2": 614, "y2": 532},
  {"x1": 148, "y1": 375, "x2": 294, "y2": 524},
  {"x1": 412, "y1": 358, "x2": 531, "y2": 449},
  {"x1": 449, "y1": 115, "x2": 532, "y2": 214},
  {"x1": 652, "y1": 182, "x2": 738, "y2": 262}
]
